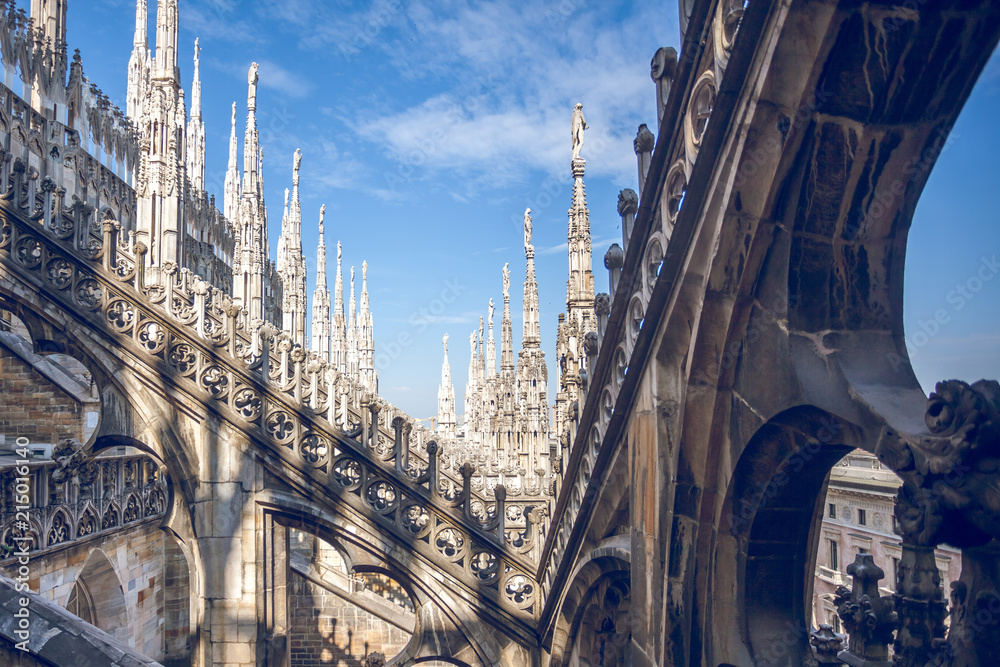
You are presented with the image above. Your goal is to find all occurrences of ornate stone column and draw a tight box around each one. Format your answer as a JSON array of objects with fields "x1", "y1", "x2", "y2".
[
  {"x1": 876, "y1": 379, "x2": 1000, "y2": 667},
  {"x1": 835, "y1": 554, "x2": 896, "y2": 667}
]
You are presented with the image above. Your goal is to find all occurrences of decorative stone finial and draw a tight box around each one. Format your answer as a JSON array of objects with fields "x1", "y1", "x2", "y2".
[
  {"x1": 650, "y1": 46, "x2": 678, "y2": 82},
  {"x1": 810, "y1": 625, "x2": 846, "y2": 664},
  {"x1": 618, "y1": 188, "x2": 639, "y2": 217},
  {"x1": 835, "y1": 553, "x2": 897, "y2": 665},
  {"x1": 634, "y1": 124, "x2": 655, "y2": 154},
  {"x1": 594, "y1": 293, "x2": 611, "y2": 316},
  {"x1": 604, "y1": 244, "x2": 624, "y2": 270}
]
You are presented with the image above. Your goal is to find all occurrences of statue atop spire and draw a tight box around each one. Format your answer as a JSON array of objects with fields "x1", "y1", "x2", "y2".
[
  {"x1": 524, "y1": 208, "x2": 533, "y2": 248},
  {"x1": 502, "y1": 263, "x2": 510, "y2": 298},
  {"x1": 489, "y1": 298, "x2": 495, "y2": 323},
  {"x1": 247, "y1": 62, "x2": 259, "y2": 111},
  {"x1": 571, "y1": 103, "x2": 588, "y2": 161}
]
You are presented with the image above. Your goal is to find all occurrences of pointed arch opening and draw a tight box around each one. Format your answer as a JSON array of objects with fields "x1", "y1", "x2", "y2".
[{"x1": 68, "y1": 548, "x2": 130, "y2": 644}]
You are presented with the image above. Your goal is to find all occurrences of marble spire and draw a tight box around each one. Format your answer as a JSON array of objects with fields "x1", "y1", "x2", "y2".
[
  {"x1": 522, "y1": 208, "x2": 541, "y2": 348},
  {"x1": 438, "y1": 335, "x2": 457, "y2": 436},
  {"x1": 311, "y1": 206, "x2": 331, "y2": 361},
  {"x1": 500, "y1": 263, "x2": 514, "y2": 373},
  {"x1": 224, "y1": 102, "x2": 240, "y2": 221},
  {"x1": 154, "y1": 0, "x2": 179, "y2": 81},
  {"x1": 486, "y1": 298, "x2": 497, "y2": 381},
  {"x1": 277, "y1": 149, "x2": 307, "y2": 346},
  {"x1": 358, "y1": 261, "x2": 377, "y2": 390},
  {"x1": 555, "y1": 103, "x2": 596, "y2": 449},
  {"x1": 126, "y1": 0, "x2": 149, "y2": 119},
  {"x1": 186, "y1": 39, "x2": 205, "y2": 192},
  {"x1": 331, "y1": 242, "x2": 347, "y2": 374},
  {"x1": 242, "y1": 63, "x2": 260, "y2": 196}
]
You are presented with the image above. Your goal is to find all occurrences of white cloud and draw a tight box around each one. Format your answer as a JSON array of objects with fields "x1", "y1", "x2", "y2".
[{"x1": 263, "y1": 0, "x2": 674, "y2": 191}]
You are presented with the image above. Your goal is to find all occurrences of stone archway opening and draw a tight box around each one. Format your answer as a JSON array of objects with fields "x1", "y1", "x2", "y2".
[
  {"x1": 69, "y1": 548, "x2": 130, "y2": 644},
  {"x1": 287, "y1": 526, "x2": 415, "y2": 666},
  {"x1": 162, "y1": 533, "x2": 193, "y2": 667},
  {"x1": 720, "y1": 408, "x2": 857, "y2": 667},
  {"x1": 568, "y1": 574, "x2": 632, "y2": 667},
  {"x1": 808, "y1": 448, "x2": 964, "y2": 635},
  {"x1": 0, "y1": 309, "x2": 101, "y2": 455}
]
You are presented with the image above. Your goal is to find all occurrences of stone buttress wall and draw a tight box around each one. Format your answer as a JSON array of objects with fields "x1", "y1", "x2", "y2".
[
  {"x1": 288, "y1": 571, "x2": 411, "y2": 665},
  {"x1": 0, "y1": 520, "x2": 166, "y2": 660}
]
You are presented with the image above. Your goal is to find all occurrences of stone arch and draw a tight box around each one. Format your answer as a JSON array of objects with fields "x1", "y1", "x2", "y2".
[
  {"x1": 711, "y1": 407, "x2": 866, "y2": 667},
  {"x1": 257, "y1": 490, "x2": 501, "y2": 667},
  {"x1": 69, "y1": 548, "x2": 131, "y2": 644},
  {"x1": 162, "y1": 532, "x2": 194, "y2": 666},
  {"x1": 0, "y1": 274, "x2": 203, "y2": 506},
  {"x1": 550, "y1": 537, "x2": 631, "y2": 666}
]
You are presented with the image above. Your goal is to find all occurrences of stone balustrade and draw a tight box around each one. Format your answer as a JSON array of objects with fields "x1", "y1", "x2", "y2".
[{"x1": 0, "y1": 451, "x2": 166, "y2": 558}]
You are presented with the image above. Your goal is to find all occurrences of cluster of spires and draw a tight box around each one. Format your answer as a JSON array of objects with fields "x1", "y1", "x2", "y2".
[
  {"x1": 434, "y1": 123, "x2": 595, "y2": 496},
  {"x1": 123, "y1": 0, "x2": 378, "y2": 390},
  {"x1": 121, "y1": 0, "x2": 594, "y2": 489}
]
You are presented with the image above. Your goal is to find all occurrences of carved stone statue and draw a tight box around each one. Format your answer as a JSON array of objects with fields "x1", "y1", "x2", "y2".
[
  {"x1": 247, "y1": 62, "x2": 259, "y2": 109},
  {"x1": 524, "y1": 208, "x2": 532, "y2": 247},
  {"x1": 502, "y1": 263, "x2": 510, "y2": 298},
  {"x1": 293, "y1": 148, "x2": 302, "y2": 175},
  {"x1": 443, "y1": 333, "x2": 449, "y2": 354},
  {"x1": 337, "y1": 241, "x2": 342, "y2": 262},
  {"x1": 488, "y1": 298, "x2": 495, "y2": 323},
  {"x1": 571, "y1": 103, "x2": 588, "y2": 160}
]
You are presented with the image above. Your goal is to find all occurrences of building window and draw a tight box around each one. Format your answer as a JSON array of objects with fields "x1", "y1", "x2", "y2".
[
  {"x1": 858, "y1": 509, "x2": 867, "y2": 526},
  {"x1": 832, "y1": 614, "x2": 841, "y2": 634},
  {"x1": 828, "y1": 503, "x2": 836, "y2": 519},
  {"x1": 829, "y1": 540, "x2": 839, "y2": 570},
  {"x1": 891, "y1": 557, "x2": 901, "y2": 591},
  {"x1": 892, "y1": 515, "x2": 898, "y2": 534}
]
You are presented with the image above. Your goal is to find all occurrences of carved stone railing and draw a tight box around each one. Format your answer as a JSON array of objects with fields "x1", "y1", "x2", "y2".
[
  {"x1": 0, "y1": 172, "x2": 541, "y2": 622},
  {"x1": 0, "y1": 450, "x2": 166, "y2": 559},
  {"x1": 538, "y1": 0, "x2": 751, "y2": 603}
]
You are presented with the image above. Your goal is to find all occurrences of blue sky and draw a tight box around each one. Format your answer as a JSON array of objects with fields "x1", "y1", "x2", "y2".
[{"x1": 65, "y1": 1, "x2": 999, "y2": 421}]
